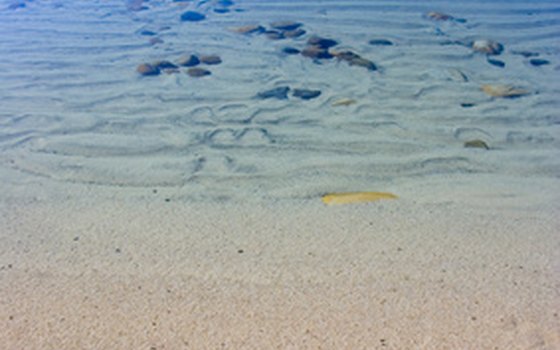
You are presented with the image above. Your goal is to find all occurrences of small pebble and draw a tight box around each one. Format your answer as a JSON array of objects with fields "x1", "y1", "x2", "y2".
[
  {"x1": 200, "y1": 55, "x2": 222, "y2": 65},
  {"x1": 187, "y1": 67, "x2": 211, "y2": 77},
  {"x1": 426, "y1": 11, "x2": 454, "y2": 21},
  {"x1": 136, "y1": 63, "x2": 160, "y2": 76},
  {"x1": 293, "y1": 89, "x2": 321, "y2": 100},
  {"x1": 282, "y1": 28, "x2": 306, "y2": 38},
  {"x1": 257, "y1": 86, "x2": 290, "y2": 99},
  {"x1": 180, "y1": 11, "x2": 206, "y2": 22},
  {"x1": 529, "y1": 58, "x2": 550, "y2": 67},
  {"x1": 487, "y1": 58, "x2": 505, "y2": 68},
  {"x1": 269, "y1": 21, "x2": 302, "y2": 31},
  {"x1": 369, "y1": 39, "x2": 394, "y2": 46},
  {"x1": 218, "y1": 0, "x2": 234, "y2": 6},
  {"x1": 149, "y1": 37, "x2": 164, "y2": 45},
  {"x1": 140, "y1": 30, "x2": 157, "y2": 36},
  {"x1": 307, "y1": 36, "x2": 338, "y2": 49},
  {"x1": 230, "y1": 25, "x2": 265, "y2": 34},
  {"x1": 264, "y1": 30, "x2": 285, "y2": 40},
  {"x1": 153, "y1": 60, "x2": 178, "y2": 70},
  {"x1": 472, "y1": 39, "x2": 503, "y2": 55},
  {"x1": 282, "y1": 47, "x2": 300, "y2": 55},
  {"x1": 301, "y1": 46, "x2": 333, "y2": 59},
  {"x1": 460, "y1": 103, "x2": 476, "y2": 108},
  {"x1": 176, "y1": 54, "x2": 200, "y2": 67},
  {"x1": 214, "y1": 8, "x2": 230, "y2": 14},
  {"x1": 464, "y1": 139, "x2": 489, "y2": 150}
]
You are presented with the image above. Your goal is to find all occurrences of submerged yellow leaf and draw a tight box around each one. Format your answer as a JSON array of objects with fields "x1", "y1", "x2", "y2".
[
  {"x1": 322, "y1": 191, "x2": 398, "y2": 205},
  {"x1": 331, "y1": 98, "x2": 357, "y2": 107}
]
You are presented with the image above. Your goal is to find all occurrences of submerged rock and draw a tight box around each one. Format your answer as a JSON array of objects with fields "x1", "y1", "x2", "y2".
[
  {"x1": 200, "y1": 55, "x2": 222, "y2": 65},
  {"x1": 180, "y1": 11, "x2": 206, "y2": 22},
  {"x1": 307, "y1": 36, "x2": 338, "y2": 49},
  {"x1": 264, "y1": 30, "x2": 285, "y2": 40},
  {"x1": 149, "y1": 37, "x2": 164, "y2": 45},
  {"x1": 270, "y1": 21, "x2": 302, "y2": 31},
  {"x1": 426, "y1": 11, "x2": 454, "y2": 21},
  {"x1": 368, "y1": 39, "x2": 394, "y2": 46},
  {"x1": 487, "y1": 58, "x2": 505, "y2": 68},
  {"x1": 187, "y1": 67, "x2": 211, "y2": 77},
  {"x1": 230, "y1": 24, "x2": 265, "y2": 34},
  {"x1": 301, "y1": 46, "x2": 333, "y2": 59},
  {"x1": 257, "y1": 86, "x2": 290, "y2": 100},
  {"x1": 136, "y1": 63, "x2": 160, "y2": 76},
  {"x1": 176, "y1": 54, "x2": 200, "y2": 67},
  {"x1": 529, "y1": 58, "x2": 550, "y2": 67},
  {"x1": 333, "y1": 51, "x2": 377, "y2": 71},
  {"x1": 481, "y1": 84, "x2": 529, "y2": 98},
  {"x1": 282, "y1": 47, "x2": 300, "y2": 55},
  {"x1": 472, "y1": 39, "x2": 503, "y2": 55},
  {"x1": 282, "y1": 28, "x2": 306, "y2": 38},
  {"x1": 293, "y1": 89, "x2": 321, "y2": 100},
  {"x1": 464, "y1": 139, "x2": 489, "y2": 150},
  {"x1": 153, "y1": 60, "x2": 178, "y2": 70}
]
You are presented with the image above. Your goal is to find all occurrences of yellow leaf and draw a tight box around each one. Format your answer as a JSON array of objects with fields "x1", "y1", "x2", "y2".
[{"x1": 322, "y1": 191, "x2": 398, "y2": 205}]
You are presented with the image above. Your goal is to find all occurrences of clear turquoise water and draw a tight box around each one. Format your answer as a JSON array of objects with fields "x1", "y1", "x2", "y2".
[{"x1": 0, "y1": 0, "x2": 558, "y2": 201}]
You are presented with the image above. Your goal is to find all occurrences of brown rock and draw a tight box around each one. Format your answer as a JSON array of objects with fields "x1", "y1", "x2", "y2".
[
  {"x1": 230, "y1": 25, "x2": 265, "y2": 34},
  {"x1": 136, "y1": 63, "x2": 160, "y2": 76},
  {"x1": 282, "y1": 28, "x2": 306, "y2": 38},
  {"x1": 301, "y1": 46, "x2": 333, "y2": 59},
  {"x1": 464, "y1": 139, "x2": 489, "y2": 150},
  {"x1": 270, "y1": 21, "x2": 302, "y2": 31},
  {"x1": 200, "y1": 55, "x2": 222, "y2": 65},
  {"x1": 264, "y1": 30, "x2": 285, "y2": 40},
  {"x1": 187, "y1": 67, "x2": 211, "y2": 77},
  {"x1": 427, "y1": 11, "x2": 454, "y2": 21},
  {"x1": 177, "y1": 54, "x2": 200, "y2": 67}
]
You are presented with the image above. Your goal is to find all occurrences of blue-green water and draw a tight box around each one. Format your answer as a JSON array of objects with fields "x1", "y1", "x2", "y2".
[{"x1": 0, "y1": 0, "x2": 559, "y2": 202}]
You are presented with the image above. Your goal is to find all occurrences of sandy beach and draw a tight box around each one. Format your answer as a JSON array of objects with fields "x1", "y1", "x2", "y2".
[{"x1": 1, "y1": 174, "x2": 559, "y2": 348}]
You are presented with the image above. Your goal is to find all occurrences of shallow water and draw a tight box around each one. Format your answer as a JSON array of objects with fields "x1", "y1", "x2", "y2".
[{"x1": 0, "y1": 0, "x2": 559, "y2": 201}]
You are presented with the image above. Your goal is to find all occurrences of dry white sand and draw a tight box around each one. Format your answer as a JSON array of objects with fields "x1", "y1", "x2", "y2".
[{"x1": 1, "y1": 181, "x2": 558, "y2": 349}]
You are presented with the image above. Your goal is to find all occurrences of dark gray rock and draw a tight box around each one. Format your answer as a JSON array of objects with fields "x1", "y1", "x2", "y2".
[
  {"x1": 283, "y1": 28, "x2": 306, "y2": 38},
  {"x1": 177, "y1": 55, "x2": 200, "y2": 67},
  {"x1": 187, "y1": 67, "x2": 211, "y2": 77},
  {"x1": 264, "y1": 30, "x2": 285, "y2": 40},
  {"x1": 257, "y1": 86, "x2": 290, "y2": 100},
  {"x1": 293, "y1": 89, "x2": 321, "y2": 100},
  {"x1": 282, "y1": 47, "x2": 300, "y2": 55},
  {"x1": 530, "y1": 58, "x2": 550, "y2": 67},
  {"x1": 181, "y1": 11, "x2": 206, "y2": 22},
  {"x1": 369, "y1": 39, "x2": 393, "y2": 46},
  {"x1": 487, "y1": 58, "x2": 505, "y2": 68},
  {"x1": 301, "y1": 46, "x2": 333, "y2": 59},
  {"x1": 307, "y1": 36, "x2": 338, "y2": 49},
  {"x1": 270, "y1": 21, "x2": 302, "y2": 31}
]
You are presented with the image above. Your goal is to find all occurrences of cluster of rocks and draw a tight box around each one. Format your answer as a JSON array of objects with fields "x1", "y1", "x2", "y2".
[
  {"x1": 231, "y1": 21, "x2": 378, "y2": 71},
  {"x1": 429, "y1": 11, "x2": 552, "y2": 70},
  {"x1": 256, "y1": 86, "x2": 321, "y2": 100},
  {"x1": 180, "y1": 0, "x2": 239, "y2": 21},
  {"x1": 136, "y1": 54, "x2": 222, "y2": 77}
]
